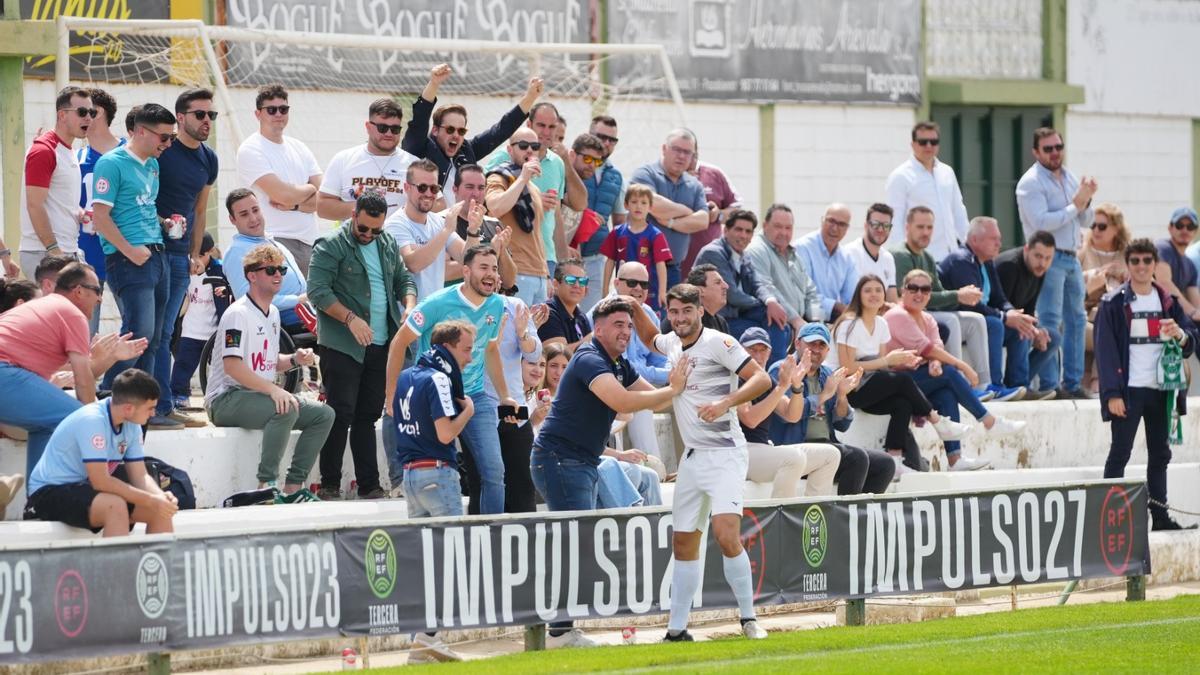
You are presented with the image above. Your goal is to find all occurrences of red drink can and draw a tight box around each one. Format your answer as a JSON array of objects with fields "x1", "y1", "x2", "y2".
[
  {"x1": 167, "y1": 214, "x2": 186, "y2": 240},
  {"x1": 622, "y1": 626, "x2": 637, "y2": 644}
]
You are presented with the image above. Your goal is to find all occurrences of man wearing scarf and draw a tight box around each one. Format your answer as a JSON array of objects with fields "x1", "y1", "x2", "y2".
[{"x1": 485, "y1": 127, "x2": 546, "y2": 308}]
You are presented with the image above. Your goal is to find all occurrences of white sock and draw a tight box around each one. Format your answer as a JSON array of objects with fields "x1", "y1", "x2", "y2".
[
  {"x1": 667, "y1": 558, "x2": 703, "y2": 632},
  {"x1": 722, "y1": 550, "x2": 756, "y2": 620}
]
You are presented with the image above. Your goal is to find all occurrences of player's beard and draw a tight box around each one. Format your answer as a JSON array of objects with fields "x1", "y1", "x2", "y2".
[{"x1": 673, "y1": 316, "x2": 700, "y2": 338}]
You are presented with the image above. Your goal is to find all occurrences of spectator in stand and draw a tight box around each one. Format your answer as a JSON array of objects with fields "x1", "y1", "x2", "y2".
[
  {"x1": 18, "y1": 86, "x2": 90, "y2": 279},
  {"x1": 1155, "y1": 207, "x2": 1200, "y2": 322},
  {"x1": 630, "y1": 129, "x2": 709, "y2": 289},
  {"x1": 33, "y1": 254, "x2": 76, "y2": 297},
  {"x1": 796, "y1": 204, "x2": 858, "y2": 321},
  {"x1": 539, "y1": 109, "x2": 591, "y2": 275},
  {"x1": 223, "y1": 189, "x2": 309, "y2": 333},
  {"x1": 443, "y1": 164, "x2": 517, "y2": 291},
  {"x1": 938, "y1": 217, "x2": 1035, "y2": 402},
  {"x1": 995, "y1": 231, "x2": 1058, "y2": 397},
  {"x1": 833, "y1": 275, "x2": 973, "y2": 473},
  {"x1": 236, "y1": 84, "x2": 323, "y2": 274},
  {"x1": 578, "y1": 116, "x2": 628, "y2": 310},
  {"x1": 385, "y1": 245, "x2": 520, "y2": 515},
  {"x1": 486, "y1": 128, "x2": 547, "y2": 307},
  {"x1": 565, "y1": 133, "x2": 611, "y2": 313},
  {"x1": 0, "y1": 278, "x2": 38, "y2": 314},
  {"x1": 599, "y1": 184, "x2": 672, "y2": 311},
  {"x1": 675, "y1": 263, "x2": 731, "y2": 333},
  {"x1": 736, "y1": 329, "x2": 840, "y2": 496},
  {"x1": 539, "y1": 257, "x2": 592, "y2": 353},
  {"x1": 0, "y1": 262, "x2": 146, "y2": 479},
  {"x1": 24, "y1": 369, "x2": 177, "y2": 536},
  {"x1": 318, "y1": 98, "x2": 416, "y2": 221},
  {"x1": 885, "y1": 269, "x2": 1027, "y2": 463},
  {"x1": 93, "y1": 103, "x2": 179, "y2": 429},
  {"x1": 845, "y1": 203, "x2": 899, "y2": 300},
  {"x1": 308, "y1": 193, "x2": 417, "y2": 500},
  {"x1": 403, "y1": 64, "x2": 543, "y2": 204},
  {"x1": 75, "y1": 87, "x2": 121, "y2": 335},
  {"x1": 153, "y1": 88, "x2": 219, "y2": 428},
  {"x1": 169, "y1": 234, "x2": 228, "y2": 410},
  {"x1": 1096, "y1": 238, "x2": 1199, "y2": 531},
  {"x1": 682, "y1": 147, "x2": 743, "y2": 275},
  {"x1": 205, "y1": 244, "x2": 332, "y2": 502},
  {"x1": 1081, "y1": 203, "x2": 1130, "y2": 392},
  {"x1": 387, "y1": 159, "x2": 474, "y2": 299},
  {"x1": 695, "y1": 209, "x2": 790, "y2": 359},
  {"x1": 891, "y1": 206, "x2": 992, "y2": 395},
  {"x1": 884, "y1": 121, "x2": 970, "y2": 261},
  {"x1": 768, "y1": 324, "x2": 895, "y2": 494},
  {"x1": 1016, "y1": 127, "x2": 1095, "y2": 401},
  {"x1": 744, "y1": 203, "x2": 823, "y2": 334}
]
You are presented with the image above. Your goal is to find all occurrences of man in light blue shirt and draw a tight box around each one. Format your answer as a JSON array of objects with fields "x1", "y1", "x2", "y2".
[
  {"x1": 1015, "y1": 127, "x2": 1097, "y2": 398},
  {"x1": 795, "y1": 203, "x2": 859, "y2": 321},
  {"x1": 223, "y1": 188, "x2": 307, "y2": 330},
  {"x1": 630, "y1": 129, "x2": 710, "y2": 288}
]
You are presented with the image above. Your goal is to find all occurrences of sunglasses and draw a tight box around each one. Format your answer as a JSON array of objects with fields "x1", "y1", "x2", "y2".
[
  {"x1": 867, "y1": 219, "x2": 893, "y2": 230},
  {"x1": 904, "y1": 284, "x2": 933, "y2": 294},
  {"x1": 1092, "y1": 221, "x2": 1108, "y2": 231},
  {"x1": 60, "y1": 107, "x2": 98, "y2": 118},
  {"x1": 579, "y1": 155, "x2": 604, "y2": 167},
  {"x1": 371, "y1": 121, "x2": 403, "y2": 135},
  {"x1": 915, "y1": 138, "x2": 939, "y2": 146},
  {"x1": 619, "y1": 278, "x2": 649, "y2": 289},
  {"x1": 259, "y1": 105, "x2": 290, "y2": 116},
  {"x1": 76, "y1": 283, "x2": 103, "y2": 294},
  {"x1": 185, "y1": 110, "x2": 219, "y2": 121},
  {"x1": 1127, "y1": 255, "x2": 1155, "y2": 266},
  {"x1": 252, "y1": 265, "x2": 288, "y2": 276},
  {"x1": 512, "y1": 140, "x2": 542, "y2": 151},
  {"x1": 594, "y1": 133, "x2": 619, "y2": 144},
  {"x1": 408, "y1": 182, "x2": 442, "y2": 195},
  {"x1": 561, "y1": 275, "x2": 589, "y2": 287},
  {"x1": 439, "y1": 125, "x2": 468, "y2": 137},
  {"x1": 1040, "y1": 143, "x2": 1065, "y2": 153},
  {"x1": 140, "y1": 126, "x2": 176, "y2": 144},
  {"x1": 1173, "y1": 221, "x2": 1198, "y2": 232},
  {"x1": 356, "y1": 224, "x2": 384, "y2": 236}
]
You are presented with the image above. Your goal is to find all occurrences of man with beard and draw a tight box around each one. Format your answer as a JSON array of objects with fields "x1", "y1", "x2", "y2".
[
  {"x1": 845, "y1": 203, "x2": 899, "y2": 300},
  {"x1": 318, "y1": 98, "x2": 417, "y2": 221},
  {"x1": 385, "y1": 245, "x2": 520, "y2": 514},
  {"x1": 152, "y1": 88, "x2": 219, "y2": 428},
  {"x1": 386, "y1": 159, "x2": 483, "y2": 300},
  {"x1": 308, "y1": 193, "x2": 417, "y2": 500},
  {"x1": 634, "y1": 284, "x2": 772, "y2": 642},
  {"x1": 486, "y1": 128, "x2": 547, "y2": 307}
]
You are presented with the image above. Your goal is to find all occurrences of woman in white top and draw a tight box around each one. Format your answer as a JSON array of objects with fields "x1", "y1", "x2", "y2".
[{"x1": 832, "y1": 274, "x2": 969, "y2": 473}]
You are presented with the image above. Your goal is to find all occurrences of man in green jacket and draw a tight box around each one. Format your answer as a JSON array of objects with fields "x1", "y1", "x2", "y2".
[{"x1": 308, "y1": 193, "x2": 417, "y2": 499}]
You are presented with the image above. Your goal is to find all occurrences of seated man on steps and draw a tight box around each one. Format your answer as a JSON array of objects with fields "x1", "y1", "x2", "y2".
[{"x1": 205, "y1": 243, "x2": 334, "y2": 502}]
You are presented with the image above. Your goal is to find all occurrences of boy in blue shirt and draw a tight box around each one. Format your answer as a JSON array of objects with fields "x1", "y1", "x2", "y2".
[{"x1": 24, "y1": 369, "x2": 178, "y2": 536}]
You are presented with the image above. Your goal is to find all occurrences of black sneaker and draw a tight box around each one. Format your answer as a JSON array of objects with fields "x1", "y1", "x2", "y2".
[
  {"x1": 1059, "y1": 388, "x2": 1096, "y2": 400},
  {"x1": 1152, "y1": 514, "x2": 1198, "y2": 531},
  {"x1": 663, "y1": 630, "x2": 695, "y2": 642},
  {"x1": 360, "y1": 486, "x2": 387, "y2": 500},
  {"x1": 316, "y1": 487, "x2": 342, "y2": 501},
  {"x1": 222, "y1": 487, "x2": 278, "y2": 508}
]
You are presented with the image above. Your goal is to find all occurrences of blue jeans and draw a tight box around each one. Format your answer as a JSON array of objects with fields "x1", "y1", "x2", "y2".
[
  {"x1": 729, "y1": 307, "x2": 790, "y2": 366},
  {"x1": 596, "y1": 456, "x2": 643, "y2": 508},
  {"x1": 530, "y1": 446, "x2": 599, "y2": 511},
  {"x1": 666, "y1": 263, "x2": 681, "y2": 291},
  {"x1": 154, "y1": 252, "x2": 191, "y2": 414},
  {"x1": 102, "y1": 250, "x2": 169, "y2": 389},
  {"x1": 0, "y1": 364, "x2": 83, "y2": 476},
  {"x1": 380, "y1": 414, "x2": 406, "y2": 489},
  {"x1": 911, "y1": 363, "x2": 990, "y2": 456},
  {"x1": 515, "y1": 274, "x2": 548, "y2": 308},
  {"x1": 580, "y1": 254, "x2": 606, "y2": 315},
  {"x1": 622, "y1": 460, "x2": 662, "y2": 506},
  {"x1": 1035, "y1": 251, "x2": 1086, "y2": 390},
  {"x1": 403, "y1": 466, "x2": 464, "y2": 518},
  {"x1": 456, "y1": 391, "x2": 504, "y2": 514},
  {"x1": 87, "y1": 279, "x2": 105, "y2": 337},
  {"x1": 982, "y1": 313, "x2": 1005, "y2": 385},
  {"x1": 1002, "y1": 327, "x2": 1054, "y2": 389},
  {"x1": 169, "y1": 336, "x2": 207, "y2": 400}
]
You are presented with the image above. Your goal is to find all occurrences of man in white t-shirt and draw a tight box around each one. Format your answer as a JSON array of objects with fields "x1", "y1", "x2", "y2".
[
  {"x1": 19, "y1": 86, "x2": 90, "y2": 278},
  {"x1": 386, "y1": 159, "x2": 484, "y2": 300},
  {"x1": 236, "y1": 84, "x2": 323, "y2": 275},
  {"x1": 845, "y1": 203, "x2": 899, "y2": 301},
  {"x1": 639, "y1": 283, "x2": 772, "y2": 643},
  {"x1": 205, "y1": 243, "x2": 334, "y2": 500},
  {"x1": 317, "y1": 98, "x2": 417, "y2": 223}
]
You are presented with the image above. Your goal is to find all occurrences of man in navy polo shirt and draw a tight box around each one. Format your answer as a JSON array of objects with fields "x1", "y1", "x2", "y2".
[
  {"x1": 531, "y1": 295, "x2": 689, "y2": 648},
  {"x1": 538, "y1": 256, "x2": 592, "y2": 353}
]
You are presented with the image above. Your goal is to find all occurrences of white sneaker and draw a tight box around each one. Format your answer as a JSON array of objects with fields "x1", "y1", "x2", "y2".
[
  {"x1": 891, "y1": 455, "x2": 914, "y2": 479},
  {"x1": 408, "y1": 633, "x2": 463, "y2": 663},
  {"x1": 741, "y1": 619, "x2": 768, "y2": 640},
  {"x1": 987, "y1": 416, "x2": 1027, "y2": 437},
  {"x1": 931, "y1": 417, "x2": 970, "y2": 441},
  {"x1": 949, "y1": 456, "x2": 992, "y2": 471},
  {"x1": 546, "y1": 628, "x2": 598, "y2": 649},
  {"x1": 389, "y1": 483, "x2": 405, "y2": 499}
]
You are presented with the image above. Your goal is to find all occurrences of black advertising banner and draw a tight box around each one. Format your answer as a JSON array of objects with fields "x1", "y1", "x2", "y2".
[
  {"x1": 607, "y1": 0, "x2": 923, "y2": 103},
  {"x1": 21, "y1": 0, "x2": 177, "y2": 80},
  {"x1": 0, "y1": 482, "x2": 1148, "y2": 664}
]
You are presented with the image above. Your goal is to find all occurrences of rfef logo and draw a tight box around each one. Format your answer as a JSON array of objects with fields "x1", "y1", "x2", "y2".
[
  {"x1": 740, "y1": 508, "x2": 767, "y2": 599},
  {"x1": 366, "y1": 529, "x2": 397, "y2": 600},
  {"x1": 802, "y1": 505, "x2": 827, "y2": 568},
  {"x1": 1100, "y1": 485, "x2": 1135, "y2": 575},
  {"x1": 136, "y1": 552, "x2": 170, "y2": 619},
  {"x1": 55, "y1": 570, "x2": 88, "y2": 637}
]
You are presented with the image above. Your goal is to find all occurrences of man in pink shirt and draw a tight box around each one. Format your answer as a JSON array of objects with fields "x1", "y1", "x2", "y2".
[
  {"x1": 0, "y1": 262, "x2": 144, "y2": 480},
  {"x1": 681, "y1": 149, "x2": 743, "y2": 276}
]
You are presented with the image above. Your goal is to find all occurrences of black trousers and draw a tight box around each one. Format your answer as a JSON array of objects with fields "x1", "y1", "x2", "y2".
[
  {"x1": 461, "y1": 420, "x2": 537, "y2": 514},
  {"x1": 318, "y1": 344, "x2": 386, "y2": 494},
  {"x1": 1104, "y1": 387, "x2": 1172, "y2": 519},
  {"x1": 824, "y1": 442, "x2": 895, "y2": 495},
  {"x1": 847, "y1": 371, "x2": 935, "y2": 452}
]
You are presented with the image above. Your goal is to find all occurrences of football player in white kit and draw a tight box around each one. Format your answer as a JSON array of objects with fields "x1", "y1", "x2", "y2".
[{"x1": 636, "y1": 283, "x2": 773, "y2": 641}]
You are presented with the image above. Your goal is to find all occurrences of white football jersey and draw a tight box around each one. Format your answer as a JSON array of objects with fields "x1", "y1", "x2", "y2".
[{"x1": 654, "y1": 327, "x2": 751, "y2": 451}]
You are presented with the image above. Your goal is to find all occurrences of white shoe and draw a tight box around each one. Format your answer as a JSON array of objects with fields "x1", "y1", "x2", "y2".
[
  {"x1": 891, "y1": 455, "x2": 914, "y2": 479},
  {"x1": 931, "y1": 417, "x2": 970, "y2": 441},
  {"x1": 949, "y1": 456, "x2": 992, "y2": 471},
  {"x1": 389, "y1": 483, "x2": 405, "y2": 499},
  {"x1": 741, "y1": 619, "x2": 768, "y2": 640},
  {"x1": 987, "y1": 416, "x2": 1026, "y2": 437},
  {"x1": 546, "y1": 628, "x2": 598, "y2": 649},
  {"x1": 0, "y1": 474, "x2": 23, "y2": 513},
  {"x1": 409, "y1": 633, "x2": 463, "y2": 663}
]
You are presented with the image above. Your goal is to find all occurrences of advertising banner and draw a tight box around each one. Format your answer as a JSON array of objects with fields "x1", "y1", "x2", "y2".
[{"x1": 21, "y1": 0, "x2": 185, "y2": 79}]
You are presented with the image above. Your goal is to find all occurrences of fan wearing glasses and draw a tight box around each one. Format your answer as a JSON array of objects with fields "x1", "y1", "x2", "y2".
[
  {"x1": 18, "y1": 86, "x2": 92, "y2": 281},
  {"x1": 884, "y1": 121, "x2": 971, "y2": 262},
  {"x1": 1154, "y1": 207, "x2": 1200, "y2": 323},
  {"x1": 318, "y1": 98, "x2": 418, "y2": 222},
  {"x1": 538, "y1": 258, "x2": 593, "y2": 354}
]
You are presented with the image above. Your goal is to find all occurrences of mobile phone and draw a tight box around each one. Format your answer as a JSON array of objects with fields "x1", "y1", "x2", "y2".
[{"x1": 498, "y1": 404, "x2": 529, "y2": 420}]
